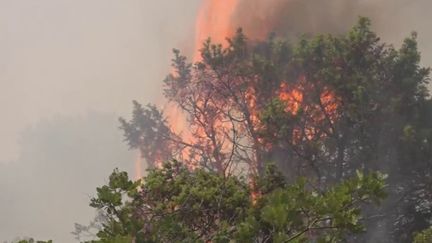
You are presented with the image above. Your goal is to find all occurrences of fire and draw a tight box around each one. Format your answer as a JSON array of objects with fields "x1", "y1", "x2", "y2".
[
  {"x1": 320, "y1": 88, "x2": 339, "y2": 119},
  {"x1": 153, "y1": 0, "x2": 341, "y2": 203},
  {"x1": 279, "y1": 82, "x2": 304, "y2": 115},
  {"x1": 278, "y1": 76, "x2": 340, "y2": 142},
  {"x1": 194, "y1": 0, "x2": 239, "y2": 60}
]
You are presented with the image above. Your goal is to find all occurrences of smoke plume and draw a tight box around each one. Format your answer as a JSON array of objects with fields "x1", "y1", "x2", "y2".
[{"x1": 197, "y1": 0, "x2": 432, "y2": 71}]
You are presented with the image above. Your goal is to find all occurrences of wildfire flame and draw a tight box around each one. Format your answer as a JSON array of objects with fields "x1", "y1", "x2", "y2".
[
  {"x1": 194, "y1": 0, "x2": 239, "y2": 60},
  {"x1": 157, "y1": 0, "x2": 340, "y2": 202},
  {"x1": 278, "y1": 76, "x2": 340, "y2": 143},
  {"x1": 159, "y1": 0, "x2": 241, "y2": 172},
  {"x1": 279, "y1": 82, "x2": 304, "y2": 115}
]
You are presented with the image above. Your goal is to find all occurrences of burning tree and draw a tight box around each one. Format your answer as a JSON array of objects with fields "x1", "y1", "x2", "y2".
[
  {"x1": 120, "y1": 27, "x2": 342, "y2": 178},
  {"x1": 120, "y1": 18, "x2": 432, "y2": 242},
  {"x1": 121, "y1": 30, "x2": 270, "y2": 176}
]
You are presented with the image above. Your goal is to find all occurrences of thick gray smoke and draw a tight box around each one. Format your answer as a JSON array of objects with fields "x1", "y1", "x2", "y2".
[{"x1": 233, "y1": 0, "x2": 432, "y2": 72}]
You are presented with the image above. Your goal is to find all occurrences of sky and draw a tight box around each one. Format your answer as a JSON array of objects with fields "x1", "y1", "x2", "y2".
[
  {"x1": 0, "y1": 0, "x2": 200, "y2": 164},
  {"x1": 0, "y1": 0, "x2": 431, "y2": 242}
]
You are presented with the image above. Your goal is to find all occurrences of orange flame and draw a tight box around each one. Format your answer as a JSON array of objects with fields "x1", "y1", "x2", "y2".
[
  {"x1": 278, "y1": 76, "x2": 340, "y2": 143},
  {"x1": 279, "y1": 82, "x2": 304, "y2": 115},
  {"x1": 156, "y1": 1, "x2": 341, "y2": 203},
  {"x1": 194, "y1": 0, "x2": 239, "y2": 60}
]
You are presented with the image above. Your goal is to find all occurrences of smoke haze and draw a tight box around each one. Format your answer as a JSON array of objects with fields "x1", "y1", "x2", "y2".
[
  {"x1": 233, "y1": 0, "x2": 432, "y2": 68},
  {"x1": 0, "y1": 0, "x2": 431, "y2": 242},
  {"x1": 0, "y1": 0, "x2": 200, "y2": 163},
  {"x1": 0, "y1": 112, "x2": 133, "y2": 242}
]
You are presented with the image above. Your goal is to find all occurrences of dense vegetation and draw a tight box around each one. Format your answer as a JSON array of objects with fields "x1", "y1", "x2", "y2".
[
  {"x1": 117, "y1": 18, "x2": 432, "y2": 242},
  {"x1": 414, "y1": 227, "x2": 432, "y2": 243},
  {"x1": 77, "y1": 162, "x2": 384, "y2": 242}
]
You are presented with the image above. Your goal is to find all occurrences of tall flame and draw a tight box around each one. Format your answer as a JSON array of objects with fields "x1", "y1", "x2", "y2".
[
  {"x1": 194, "y1": 0, "x2": 239, "y2": 60},
  {"x1": 157, "y1": 0, "x2": 340, "y2": 202}
]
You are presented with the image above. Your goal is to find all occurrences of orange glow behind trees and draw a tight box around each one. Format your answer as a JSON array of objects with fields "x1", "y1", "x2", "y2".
[
  {"x1": 132, "y1": 0, "x2": 340, "y2": 180},
  {"x1": 119, "y1": 18, "x2": 432, "y2": 241},
  {"x1": 162, "y1": 0, "x2": 340, "y2": 176}
]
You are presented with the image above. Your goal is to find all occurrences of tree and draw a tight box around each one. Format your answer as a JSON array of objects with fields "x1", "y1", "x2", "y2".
[
  {"x1": 120, "y1": 17, "x2": 432, "y2": 241},
  {"x1": 414, "y1": 227, "x2": 432, "y2": 243},
  {"x1": 14, "y1": 239, "x2": 52, "y2": 243},
  {"x1": 86, "y1": 162, "x2": 386, "y2": 242}
]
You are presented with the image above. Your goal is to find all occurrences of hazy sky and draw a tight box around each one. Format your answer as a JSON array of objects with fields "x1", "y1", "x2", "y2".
[
  {"x1": 0, "y1": 112, "x2": 135, "y2": 242},
  {"x1": 1, "y1": 0, "x2": 431, "y2": 242},
  {"x1": 0, "y1": 0, "x2": 200, "y2": 163}
]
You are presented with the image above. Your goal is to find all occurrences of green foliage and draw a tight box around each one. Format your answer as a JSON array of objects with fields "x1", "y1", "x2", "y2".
[
  {"x1": 235, "y1": 170, "x2": 386, "y2": 242},
  {"x1": 116, "y1": 17, "x2": 431, "y2": 242},
  {"x1": 119, "y1": 101, "x2": 174, "y2": 169},
  {"x1": 247, "y1": 17, "x2": 430, "y2": 241},
  {"x1": 87, "y1": 162, "x2": 386, "y2": 242},
  {"x1": 88, "y1": 168, "x2": 142, "y2": 241},
  {"x1": 414, "y1": 227, "x2": 432, "y2": 243},
  {"x1": 90, "y1": 161, "x2": 250, "y2": 242},
  {"x1": 16, "y1": 240, "x2": 52, "y2": 243}
]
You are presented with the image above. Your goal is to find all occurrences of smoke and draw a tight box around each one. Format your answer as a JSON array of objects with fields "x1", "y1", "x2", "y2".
[
  {"x1": 0, "y1": 1, "x2": 201, "y2": 242},
  {"x1": 0, "y1": 112, "x2": 134, "y2": 242},
  {"x1": 232, "y1": 0, "x2": 357, "y2": 38},
  {"x1": 227, "y1": 0, "x2": 432, "y2": 73},
  {"x1": 192, "y1": 0, "x2": 432, "y2": 89},
  {"x1": 0, "y1": 0, "x2": 200, "y2": 164}
]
